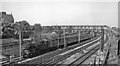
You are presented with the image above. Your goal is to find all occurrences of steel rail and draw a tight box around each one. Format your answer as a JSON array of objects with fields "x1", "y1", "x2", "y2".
[
  {"x1": 48, "y1": 34, "x2": 108, "y2": 66},
  {"x1": 67, "y1": 34, "x2": 108, "y2": 66},
  {"x1": 39, "y1": 36, "x2": 101, "y2": 65},
  {"x1": 45, "y1": 42, "x2": 100, "y2": 65},
  {"x1": 68, "y1": 45, "x2": 100, "y2": 66}
]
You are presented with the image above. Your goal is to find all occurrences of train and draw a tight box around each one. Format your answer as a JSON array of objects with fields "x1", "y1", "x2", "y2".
[{"x1": 22, "y1": 32, "x2": 96, "y2": 59}]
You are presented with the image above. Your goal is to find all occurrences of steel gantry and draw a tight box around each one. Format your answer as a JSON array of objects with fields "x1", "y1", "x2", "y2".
[{"x1": 52, "y1": 25, "x2": 108, "y2": 51}]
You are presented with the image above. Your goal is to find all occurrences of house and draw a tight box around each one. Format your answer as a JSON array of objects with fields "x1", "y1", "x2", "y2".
[{"x1": 1, "y1": 12, "x2": 14, "y2": 26}]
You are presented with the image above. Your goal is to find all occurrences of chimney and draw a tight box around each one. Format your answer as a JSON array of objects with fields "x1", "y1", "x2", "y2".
[{"x1": 2, "y1": 12, "x2": 6, "y2": 14}]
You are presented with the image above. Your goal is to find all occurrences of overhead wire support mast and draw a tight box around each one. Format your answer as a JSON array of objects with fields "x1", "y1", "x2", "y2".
[
  {"x1": 58, "y1": 33, "x2": 60, "y2": 48},
  {"x1": 18, "y1": 24, "x2": 22, "y2": 61},
  {"x1": 63, "y1": 28, "x2": 66, "y2": 48},
  {"x1": 100, "y1": 26, "x2": 104, "y2": 52},
  {"x1": 19, "y1": 30, "x2": 22, "y2": 61},
  {"x1": 78, "y1": 29, "x2": 81, "y2": 43}
]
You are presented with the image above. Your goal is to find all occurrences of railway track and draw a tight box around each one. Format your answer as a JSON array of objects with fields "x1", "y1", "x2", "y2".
[
  {"x1": 1, "y1": 35, "x2": 99, "y2": 65},
  {"x1": 1, "y1": 34, "x2": 99, "y2": 65},
  {"x1": 20, "y1": 35, "x2": 100, "y2": 64},
  {"x1": 67, "y1": 35, "x2": 108, "y2": 66},
  {"x1": 51, "y1": 34, "x2": 108, "y2": 66},
  {"x1": 43, "y1": 34, "x2": 108, "y2": 66},
  {"x1": 2, "y1": 40, "x2": 31, "y2": 47},
  {"x1": 67, "y1": 45, "x2": 100, "y2": 66},
  {"x1": 43, "y1": 42, "x2": 100, "y2": 65}
]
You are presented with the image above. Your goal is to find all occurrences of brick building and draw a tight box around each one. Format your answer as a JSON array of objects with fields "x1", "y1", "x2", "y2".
[
  {"x1": 0, "y1": 12, "x2": 14, "y2": 26},
  {"x1": 0, "y1": 12, "x2": 14, "y2": 35}
]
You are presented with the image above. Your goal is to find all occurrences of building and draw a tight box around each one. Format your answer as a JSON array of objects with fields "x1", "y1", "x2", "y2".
[
  {"x1": 0, "y1": 12, "x2": 14, "y2": 36},
  {"x1": 0, "y1": 12, "x2": 14, "y2": 27}
]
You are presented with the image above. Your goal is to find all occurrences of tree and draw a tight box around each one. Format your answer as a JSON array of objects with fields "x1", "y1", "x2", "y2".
[
  {"x1": 2, "y1": 25, "x2": 15, "y2": 38},
  {"x1": 13, "y1": 20, "x2": 30, "y2": 31},
  {"x1": 12, "y1": 20, "x2": 31, "y2": 39},
  {"x1": 32, "y1": 23, "x2": 42, "y2": 42},
  {"x1": 33, "y1": 23, "x2": 42, "y2": 32}
]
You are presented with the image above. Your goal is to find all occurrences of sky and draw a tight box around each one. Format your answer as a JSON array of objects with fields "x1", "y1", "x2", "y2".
[{"x1": 1, "y1": 0, "x2": 119, "y2": 27}]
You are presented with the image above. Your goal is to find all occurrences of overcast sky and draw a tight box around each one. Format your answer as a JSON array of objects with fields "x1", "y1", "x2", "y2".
[{"x1": 1, "y1": 0, "x2": 119, "y2": 27}]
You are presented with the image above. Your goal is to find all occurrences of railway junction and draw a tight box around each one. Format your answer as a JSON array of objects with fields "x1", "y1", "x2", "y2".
[{"x1": 1, "y1": 25, "x2": 119, "y2": 65}]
